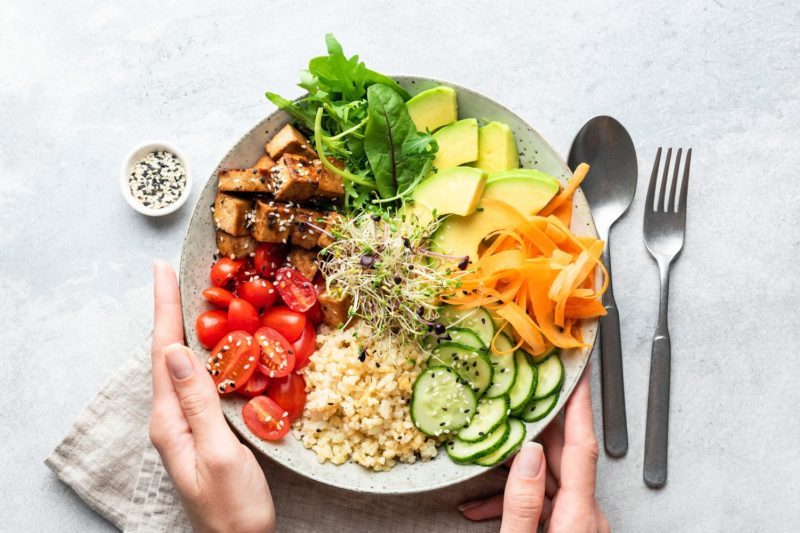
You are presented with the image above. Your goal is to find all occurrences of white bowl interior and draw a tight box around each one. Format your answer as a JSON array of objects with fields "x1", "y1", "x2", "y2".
[
  {"x1": 180, "y1": 77, "x2": 597, "y2": 494},
  {"x1": 120, "y1": 141, "x2": 192, "y2": 216}
]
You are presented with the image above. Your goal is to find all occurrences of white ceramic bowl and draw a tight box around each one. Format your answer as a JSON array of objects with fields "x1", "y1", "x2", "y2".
[
  {"x1": 180, "y1": 77, "x2": 598, "y2": 494},
  {"x1": 120, "y1": 141, "x2": 192, "y2": 216}
]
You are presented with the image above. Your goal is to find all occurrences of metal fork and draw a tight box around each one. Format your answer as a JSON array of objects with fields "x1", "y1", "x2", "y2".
[{"x1": 642, "y1": 147, "x2": 692, "y2": 488}]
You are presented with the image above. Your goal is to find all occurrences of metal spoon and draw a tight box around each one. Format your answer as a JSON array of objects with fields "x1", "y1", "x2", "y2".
[{"x1": 568, "y1": 116, "x2": 637, "y2": 458}]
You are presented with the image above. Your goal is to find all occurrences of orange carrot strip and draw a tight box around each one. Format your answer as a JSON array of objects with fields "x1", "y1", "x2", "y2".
[{"x1": 539, "y1": 163, "x2": 590, "y2": 216}]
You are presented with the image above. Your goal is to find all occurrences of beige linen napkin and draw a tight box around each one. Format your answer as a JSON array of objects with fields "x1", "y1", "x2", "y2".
[{"x1": 45, "y1": 346, "x2": 508, "y2": 532}]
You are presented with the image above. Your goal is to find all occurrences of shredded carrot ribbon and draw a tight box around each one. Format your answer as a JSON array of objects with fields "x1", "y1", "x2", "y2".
[{"x1": 440, "y1": 168, "x2": 607, "y2": 356}]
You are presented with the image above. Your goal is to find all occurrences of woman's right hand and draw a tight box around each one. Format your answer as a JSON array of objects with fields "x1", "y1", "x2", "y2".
[{"x1": 458, "y1": 365, "x2": 609, "y2": 532}]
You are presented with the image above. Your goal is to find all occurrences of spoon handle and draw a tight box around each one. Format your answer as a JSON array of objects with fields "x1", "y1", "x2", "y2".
[{"x1": 599, "y1": 240, "x2": 629, "y2": 457}]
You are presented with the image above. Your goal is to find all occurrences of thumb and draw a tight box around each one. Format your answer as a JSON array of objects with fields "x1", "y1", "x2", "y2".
[
  {"x1": 500, "y1": 442, "x2": 547, "y2": 533},
  {"x1": 164, "y1": 343, "x2": 235, "y2": 448}
]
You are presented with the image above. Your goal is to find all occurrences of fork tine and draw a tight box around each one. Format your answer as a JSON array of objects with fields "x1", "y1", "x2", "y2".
[
  {"x1": 678, "y1": 148, "x2": 692, "y2": 214},
  {"x1": 668, "y1": 148, "x2": 682, "y2": 212},
  {"x1": 657, "y1": 148, "x2": 672, "y2": 211},
  {"x1": 646, "y1": 147, "x2": 662, "y2": 211}
]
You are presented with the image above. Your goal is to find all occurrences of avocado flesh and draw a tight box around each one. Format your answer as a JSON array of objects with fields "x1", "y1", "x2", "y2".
[
  {"x1": 433, "y1": 118, "x2": 479, "y2": 170},
  {"x1": 431, "y1": 171, "x2": 560, "y2": 261},
  {"x1": 406, "y1": 86, "x2": 458, "y2": 133},
  {"x1": 411, "y1": 167, "x2": 488, "y2": 225},
  {"x1": 475, "y1": 122, "x2": 520, "y2": 173}
]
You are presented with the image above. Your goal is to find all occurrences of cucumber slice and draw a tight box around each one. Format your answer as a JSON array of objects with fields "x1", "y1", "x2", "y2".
[
  {"x1": 430, "y1": 342, "x2": 494, "y2": 397},
  {"x1": 457, "y1": 395, "x2": 509, "y2": 443},
  {"x1": 446, "y1": 421, "x2": 510, "y2": 464},
  {"x1": 444, "y1": 328, "x2": 486, "y2": 350},
  {"x1": 508, "y1": 351, "x2": 537, "y2": 414},
  {"x1": 411, "y1": 366, "x2": 477, "y2": 437},
  {"x1": 439, "y1": 306, "x2": 495, "y2": 347},
  {"x1": 484, "y1": 332, "x2": 517, "y2": 398},
  {"x1": 474, "y1": 418, "x2": 527, "y2": 466},
  {"x1": 519, "y1": 391, "x2": 559, "y2": 422},
  {"x1": 533, "y1": 353, "x2": 564, "y2": 400}
]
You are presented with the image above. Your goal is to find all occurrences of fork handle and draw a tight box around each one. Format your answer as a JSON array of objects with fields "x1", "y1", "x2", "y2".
[{"x1": 644, "y1": 261, "x2": 672, "y2": 488}]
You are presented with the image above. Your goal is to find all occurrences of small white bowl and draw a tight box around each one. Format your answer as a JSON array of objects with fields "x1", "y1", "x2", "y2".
[{"x1": 120, "y1": 141, "x2": 192, "y2": 216}]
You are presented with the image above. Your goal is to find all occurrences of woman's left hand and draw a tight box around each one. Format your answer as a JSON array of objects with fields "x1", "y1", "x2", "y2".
[{"x1": 149, "y1": 259, "x2": 275, "y2": 533}]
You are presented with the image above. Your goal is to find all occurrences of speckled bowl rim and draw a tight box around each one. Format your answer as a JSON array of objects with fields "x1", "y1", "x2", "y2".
[{"x1": 179, "y1": 76, "x2": 598, "y2": 494}]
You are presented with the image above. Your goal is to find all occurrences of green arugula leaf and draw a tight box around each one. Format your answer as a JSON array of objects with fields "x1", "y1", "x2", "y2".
[
  {"x1": 265, "y1": 92, "x2": 317, "y2": 131},
  {"x1": 364, "y1": 84, "x2": 437, "y2": 199}
]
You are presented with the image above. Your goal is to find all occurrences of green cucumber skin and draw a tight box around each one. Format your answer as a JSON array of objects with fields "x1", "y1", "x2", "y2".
[
  {"x1": 410, "y1": 366, "x2": 477, "y2": 437},
  {"x1": 508, "y1": 351, "x2": 538, "y2": 414},
  {"x1": 456, "y1": 395, "x2": 510, "y2": 443},
  {"x1": 474, "y1": 418, "x2": 527, "y2": 466},
  {"x1": 533, "y1": 353, "x2": 564, "y2": 400},
  {"x1": 520, "y1": 391, "x2": 559, "y2": 423},
  {"x1": 446, "y1": 421, "x2": 510, "y2": 464}
]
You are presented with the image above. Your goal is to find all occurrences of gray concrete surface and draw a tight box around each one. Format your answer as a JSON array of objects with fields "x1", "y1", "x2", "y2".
[{"x1": 1, "y1": 0, "x2": 798, "y2": 531}]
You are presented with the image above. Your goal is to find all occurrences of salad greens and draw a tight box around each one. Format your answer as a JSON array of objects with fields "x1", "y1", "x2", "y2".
[
  {"x1": 364, "y1": 84, "x2": 437, "y2": 200},
  {"x1": 266, "y1": 34, "x2": 437, "y2": 211}
]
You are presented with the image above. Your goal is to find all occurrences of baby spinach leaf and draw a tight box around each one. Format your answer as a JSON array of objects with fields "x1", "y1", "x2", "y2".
[{"x1": 364, "y1": 84, "x2": 437, "y2": 198}]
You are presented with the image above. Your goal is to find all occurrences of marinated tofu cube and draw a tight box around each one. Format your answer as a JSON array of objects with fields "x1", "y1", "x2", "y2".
[
  {"x1": 318, "y1": 289, "x2": 352, "y2": 328},
  {"x1": 290, "y1": 207, "x2": 325, "y2": 249},
  {"x1": 252, "y1": 199, "x2": 293, "y2": 243},
  {"x1": 218, "y1": 168, "x2": 269, "y2": 193},
  {"x1": 317, "y1": 211, "x2": 344, "y2": 248},
  {"x1": 287, "y1": 247, "x2": 319, "y2": 280},
  {"x1": 268, "y1": 153, "x2": 318, "y2": 201},
  {"x1": 254, "y1": 154, "x2": 277, "y2": 171},
  {"x1": 216, "y1": 231, "x2": 256, "y2": 259},
  {"x1": 312, "y1": 159, "x2": 345, "y2": 200},
  {"x1": 265, "y1": 124, "x2": 317, "y2": 160},
  {"x1": 213, "y1": 193, "x2": 252, "y2": 237}
]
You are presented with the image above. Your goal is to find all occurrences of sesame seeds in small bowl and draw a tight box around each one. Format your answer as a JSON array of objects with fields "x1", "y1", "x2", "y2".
[{"x1": 120, "y1": 141, "x2": 192, "y2": 216}]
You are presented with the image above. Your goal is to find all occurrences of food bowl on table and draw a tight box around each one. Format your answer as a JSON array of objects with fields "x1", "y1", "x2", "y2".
[{"x1": 179, "y1": 76, "x2": 598, "y2": 494}]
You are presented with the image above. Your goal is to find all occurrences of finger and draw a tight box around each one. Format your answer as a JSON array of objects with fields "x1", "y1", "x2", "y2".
[
  {"x1": 164, "y1": 344, "x2": 238, "y2": 451},
  {"x1": 458, "y1": 494, "x2": 504, "y2": 521},
  {"x1": 540, "y1": 411, "x2": 564, "y2": 481},
  {"x1": 559, "y1": 365, "x2": 599, "y2": 497},
  {"x1": 500, "y1": 442, "x2": 547, "y2": 532},
  {"x1": 545, "y1": 466, "x2": 558, "y2": 498},
  {"x1": 152, "y1": 259, "x2": 185, "y2": 403}
]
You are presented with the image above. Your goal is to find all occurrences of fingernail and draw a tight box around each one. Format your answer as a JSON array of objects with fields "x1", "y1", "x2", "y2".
[
  {"x1": 457, "y1": 500, "x2": 483, "y2": 513},
  {"x1": 165, "y1": 344, "x2": 194, "y2": 380},
  {"x1": 517, "y1": 442, "x2": 543, "y2": 479}
]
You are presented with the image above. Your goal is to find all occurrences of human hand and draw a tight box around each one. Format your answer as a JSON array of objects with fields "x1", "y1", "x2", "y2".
[
  {"x1": 148, "y1": 259, "x2": 275, "y2": 533},
  {"x1": 457, "y1": 365, "x2": 609, "y2": 532}
]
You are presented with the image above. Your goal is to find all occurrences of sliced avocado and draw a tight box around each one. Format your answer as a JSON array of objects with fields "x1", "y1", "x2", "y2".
[
  {"x1": 433, "y1": 118, "x2": 479, "y2": 170},
  {"x1": 431, "y1": 171, "x2": 560, "y2": 260},
  {"x1": 406, "y1": 86, "x2": 458, "y2": 132},
  {"x1": 412, "y1": 167, "x2": 487, "y2": 224},
  {"x1": 474, "y1": 122, "x2": 520, "y2": 173}
]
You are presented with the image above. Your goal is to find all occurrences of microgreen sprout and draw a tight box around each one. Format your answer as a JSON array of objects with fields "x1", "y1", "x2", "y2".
[{"x1": 320, "y1": 209, "x2": 470, "y2": 345}]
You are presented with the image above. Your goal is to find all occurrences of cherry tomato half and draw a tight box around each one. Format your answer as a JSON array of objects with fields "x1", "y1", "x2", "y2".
[
  {"x1": 202, "y1": 287, "x2": 235, "y2": 308},
  {"x1": 260, "y1": 306, "x2": 306, "y2": 342},
  {"x1": 254, "y1": 327, "x2": 296, "y2": 378},
  {"x1": 254, "y1": 243, "x2": 288, "y2": 279},
  {"x1": 239, "y1": 371, "x2": 270, "y2": 398},
  {"x1": 292, "y1": 321, "x2": 317, "y2": 370},
  {"x1": 211, "y1": 257, "x2": 246, "y2": 287},
  {"x1": 237, "y1": 278, "x2": 278, "y2": 313},
  {"x1": 208, "y1": 331, "x2": 259, "y2": 394},
  {"x1": 242, "y1": 395, "x2": 291, "y2": 441},
  {"x1": 196, "y1": 310, "x2": 230, "y2": 349},
  {"x1": 266, "y1": 374, "x2": 307, "y2": 421},
  {"x1": 234, "y1": 259, "x2": 259, "y2": 285},
  {"x1": 228, "y1": 298, "x2": 260, "y2": 335},
  {"x1": 274, "y1": 267, "x2": 317, "y2": 312}
]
